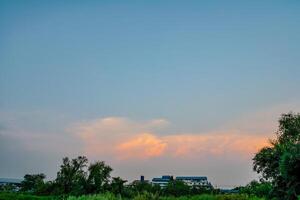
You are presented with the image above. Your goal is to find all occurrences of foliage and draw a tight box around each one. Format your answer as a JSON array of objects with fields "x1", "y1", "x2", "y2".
[
  {"x1": 133, "y1": 191, "x2": 160, "y2": 200},
  {"x1": 0, "y1": 184, "x2": 18, "y2": 192},
  {"x1": 238, "y1": 180, "x2": 272, "y2": 198},
  {"x1": 64, "y1": 193, "x2": 266, "y2": 200},
  {"x1": 1, "y1": 156, "x2": 115, "y2": 197},
  {"x1": 67, "y1": 193, "x2": 117, "y2": 200},
  {"x1": 20, "y1": 173, "x2": 47, "y2": 195},
  {"x1": 253, "y1": 112, "x2": 300, "y2": 200},
  {"x1": 109, "y1": 177, "x2": 127, "y2": 196},
  {"x1": 163, "y1": 180, "x2": 190, "y2": 197},
  {"x1": 129, "y1": 181, "x2": 161, "y2": 195},
  {"x1": 86, "y1": 161, "x2": 112, "y2": 194},
  {"x1": 56, "y1": 156, "x2": 88, "y2": 195},
  {"x1": 0, "y1": 192, "x2": 56, "y2": 200},
  {"x1": 161, "y1": 194, "x2": 265, "y2": 200}
]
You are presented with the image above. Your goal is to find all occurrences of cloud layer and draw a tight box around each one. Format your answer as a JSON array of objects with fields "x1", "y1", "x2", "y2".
[{"x1": 71, "y1": 117, "x2": 269, "y2": 161}]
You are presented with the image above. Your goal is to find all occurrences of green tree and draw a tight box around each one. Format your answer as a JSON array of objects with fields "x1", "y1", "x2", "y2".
[
  {"x1": 239, "y1": 180, "x2": 272, "y2": 198},
  {"x1": 110, "y1": 177, "x2": 127, "y2": 195},
  {"x1": 55, "y1": 156, "x2": 88, "y2": 195},
  {"x1": 87, "y1": 161, "x2": 112, "y2": 193},
  {"x1": 164, "y1": 180, "x2": 190, "y2": 197},
  {"x1": 20, "y1": 173, "x2": 46, "y2": 193},
  {"x1": 130, "y1": 180, "x2": 158, "y2": 194},
  {"x1": 253, "y1": 112, "x2": 300, "y2": 200},
  {"x1": 279, "y1": 143, "x2": 300, "y2": 199}
]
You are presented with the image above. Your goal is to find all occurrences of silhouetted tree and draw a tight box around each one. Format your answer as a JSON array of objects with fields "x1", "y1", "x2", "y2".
[
  {"x1": 238, "y1": 180, "x2": 272, "y2": 198},
  {"x1": 164, "y1": 180, "x2": 190, "y2": 197},
  {"x1": 110, "y1": 177, "x2": 127, "y2": 195},
  {"x1": 21, "y1": 173, "x2": 46, "y2": 193},
  {"x1": 87, "y1": 161, "x2": 112, "y2": 193},
  {"x1": 253, "y1": 113, "x2": 300, "y2": 200},
  {"x1": 55, "y1": 156, "x2": 88, "y2": 195}
]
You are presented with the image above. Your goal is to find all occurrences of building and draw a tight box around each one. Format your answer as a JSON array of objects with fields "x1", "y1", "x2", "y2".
[
  {"x1": 151, "y1": 175, "x2": 211, "y2": 188},
  {"x1": 0, "y1": 178, "x2": 22, "y2": 186},
  {"x1": 130, "y1": 175, "x2": 150, "y2": 186},
  {"x1": 151, "y1": 175, "x2": 173, "y2": 188},
  {"x1": 176, "y1": 176, "x2": 210, "y2": 187}
]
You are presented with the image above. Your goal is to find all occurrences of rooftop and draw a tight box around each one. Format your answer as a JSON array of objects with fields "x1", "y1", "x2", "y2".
[{"x1": 176, "y1": 176, "x2": 207, "y2": 181}]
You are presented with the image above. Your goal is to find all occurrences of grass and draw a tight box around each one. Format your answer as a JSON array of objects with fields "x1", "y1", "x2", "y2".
[
  {"x1": 0, "y1": 192, "x2": 267, "y2": 200},
  {"x1": 67, "y1": 193, "x2": 265, "y2": 200},
  {"x1": 67, "y1": 193, "x2": 120, "y2": 200},
  {"x1": 0, "y1": 192, "x2": 56, "y2": 200}
]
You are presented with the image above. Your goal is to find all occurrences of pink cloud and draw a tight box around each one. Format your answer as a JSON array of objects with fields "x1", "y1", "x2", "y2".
[
  {"x1": 116, "y1": 133, "x2": 167, "y2": 160},
  {"x1": 70, "y1": 117, "x2": 169, "y2": 159},
  {"x1": 70, "y1": 117, "x2": 270, "y2": 161},
  {"x1": 164, "y1": 131, "x2": 269, "y2": 158}
]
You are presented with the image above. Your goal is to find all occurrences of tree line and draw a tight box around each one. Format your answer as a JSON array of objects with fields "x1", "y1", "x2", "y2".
[{"x1": 6, "y1": 156, "x2": 215, "y2": 198}]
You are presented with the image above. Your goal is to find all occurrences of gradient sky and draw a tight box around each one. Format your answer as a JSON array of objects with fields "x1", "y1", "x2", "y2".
[{"x1": 1, "y1": 0, "x2": 300, "y2": 188}]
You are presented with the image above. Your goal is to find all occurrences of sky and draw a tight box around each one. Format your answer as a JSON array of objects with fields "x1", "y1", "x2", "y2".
[{"x1": 0, "y1": 0, "x2": 300, "y2": 188}]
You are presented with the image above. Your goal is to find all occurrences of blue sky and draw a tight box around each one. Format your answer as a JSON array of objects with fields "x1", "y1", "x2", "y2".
[{"x1": 1, "y1": 0, "x2": 300, "y2": 187}]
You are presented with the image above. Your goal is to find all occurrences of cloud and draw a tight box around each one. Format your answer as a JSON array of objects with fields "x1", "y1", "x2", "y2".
[
  {"x1": 164, "y1": 131, "x2": 269, "y2": 158},
  {"x1": 70, "y1": 117, "x2": 270, "y2": 161},
  {"x1": 116, "y1": 133, "x2": 167, "y2": 159},
  {"x1": 70, "y1": 117, "x2": 169, "y2": 159}
]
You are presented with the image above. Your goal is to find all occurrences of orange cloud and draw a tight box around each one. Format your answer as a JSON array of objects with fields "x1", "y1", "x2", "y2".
[
  {"x1": 164, "y1": 131, "x2": 269, "y2": 158},
  {"x1": 70, "y1": 117, "x2": 170, "y2": 159},
  {"x1": 70, "y1": 117, "x2": 270, "y2": 161},
  {"x1": 116, "y1": 133, "x2": 167, "y2": 160}
]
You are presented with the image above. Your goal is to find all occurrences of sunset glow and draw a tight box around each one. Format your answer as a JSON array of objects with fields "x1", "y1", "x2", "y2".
[{"x1": 1, "y1": 0, "x2": 300, "y2": 188}]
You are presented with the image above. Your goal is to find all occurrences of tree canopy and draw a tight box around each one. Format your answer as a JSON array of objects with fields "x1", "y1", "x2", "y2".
[{"x1": 253, "y1": 112, "x2": 300, "y2": 200}]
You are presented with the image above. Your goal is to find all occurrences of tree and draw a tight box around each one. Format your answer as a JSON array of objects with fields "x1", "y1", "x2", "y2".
[
  {"x1": 279, "y1": 143, "x2": 300, "y2": 199},
  {"x1": 253, "y1": 112, "x2": 300, "y2": 200},
  {"x1": 164, "y1": 180, "x2": 190, "y2": 197},
  {"x1": 87, "y1": 161, "x2": 112, "y2": 193},
  {"x1": 55, "y1": 156, "x2": 88, "y2": 195},
  {"x1": 239, "y1": 180, "x2": 272, "y2": 198},
  {"x1": 131, "y1": 181, "x2": 152, "y2": 193},
  {"x1": 20, "y1": 173, "x2": 46, "y2": 193},
  {"x1": 110, "y1": 177, "x2": 127, "y2": 195}
]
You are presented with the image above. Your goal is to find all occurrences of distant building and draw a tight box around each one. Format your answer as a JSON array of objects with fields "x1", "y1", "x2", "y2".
[
  {"x1": 175, "y1": 176, "x2": 210, "y2": 187},
  {"x1": 130, "y1": 175, "x2": 150, "y2": 185},
  {"x1": 151, "y1": 175, "x2": 173, "y2": 188},
  {"x1": 0, "y1": 178, "x2": 22, "y2": 186},
  {"x1": 151, "y1": 175, "x2": 211, "y2": 188}
]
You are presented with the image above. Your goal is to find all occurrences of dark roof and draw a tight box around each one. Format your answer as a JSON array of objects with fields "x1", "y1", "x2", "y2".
[
  {"x1": 152, "y1": 175, "x2": 173, "y2": 182},
  {"x1": 162, "y1": 175, "x2": 172, "y2": 179},
  {"x1": 152, "y1": 178, "x2": 170, "y2": 182},
  {"x1": 0, "y1": 178, "x2": 22, "y2": 184},
  {"x1": 176, "y1": 176, "x2": 207, "y2": 181}
]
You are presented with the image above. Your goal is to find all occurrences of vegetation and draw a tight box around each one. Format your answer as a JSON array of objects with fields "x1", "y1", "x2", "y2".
[
  {"x1": 66, "y1": 193, "x2": 265, "y2": 200},
  {"x1": 1, "y1": 112, "x2": 300, "y2": 200},
  {"x1": 253, "y1": 113, "x2": 300, "y2": 200},
  {"x1": 0, "y1": 192, "x2": 56, "y2": 200},
  {"x1": 236, "y1": 180, "x2": 272, "y2": 198},
  {"x1": 0, "y1": 192, "x2": 268, "y2": 200}
]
